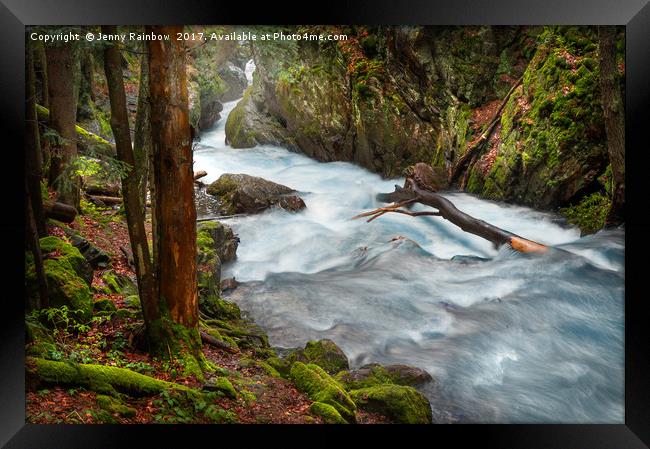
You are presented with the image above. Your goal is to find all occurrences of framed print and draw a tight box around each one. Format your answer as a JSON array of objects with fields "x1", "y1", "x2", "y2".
[{"x1": 3, "y1": 0, "x2": 649, "y2": 447}]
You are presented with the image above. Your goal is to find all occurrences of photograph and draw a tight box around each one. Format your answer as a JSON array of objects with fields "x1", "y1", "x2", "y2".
[{"x1": 21, "y1": 23, "x2": 630, "y2": 427}]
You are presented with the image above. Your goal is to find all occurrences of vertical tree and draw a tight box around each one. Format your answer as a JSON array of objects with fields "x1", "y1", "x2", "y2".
[
  {"x1": 45, "y1": 39, "x2": 80, "y2": 209},
  {"x1": 25, "y1": 37, "x2": 47, "y2": 237},
  {"x1": 25, "y1": 35, "x2": 48, "y2": 310},
  {"x1": 102, "y1": 25, "x2": 158, "y2": 349},
  {"x1": 134, "y1": 46, "x2": 152, "y2": 212},
  {"x1": 147, "y1": 25, "x2": 205, "y2": 376},
  {"x1": 598, "y1": 26, "x2": 625, "y2": 226}
]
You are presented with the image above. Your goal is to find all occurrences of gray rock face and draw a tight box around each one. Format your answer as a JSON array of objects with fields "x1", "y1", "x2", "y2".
[
  {"x1": 206, "y1": 173, "x2": 306, "y2": 215},
  {"x1": 218, "y1": 62, "x2": 249, "y2": 102}
]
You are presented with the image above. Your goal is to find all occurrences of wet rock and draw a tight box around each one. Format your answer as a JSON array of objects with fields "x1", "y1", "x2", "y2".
[
  {"x1": 350, "y1": 384, "x2": 433, "y2": 424},
  {"x1": 218, "y1": 61, "x2": 249, "y2": 102},
  {"x1": 335, "y1": 363, "x2": 434, "y2": 390},
  {"x1": 285, "y1": 339, "x2": 349, "y2": 375},
  {"x1": 220, "y1": 277, "x2": 239, "y2": 292},
  {"x1": 290, "y1": 362, "x2": 357, "y2": 423},
  {"x1": 206, "y1": 173, "x2": 306, "y2": 215},
  {"x1": 196, "y1": 221, "x2": 239, "y2": 298}
]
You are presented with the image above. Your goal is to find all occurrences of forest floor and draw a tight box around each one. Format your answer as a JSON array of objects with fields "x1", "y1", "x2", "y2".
[{"x1": 26, "y1": 198, "x2": 390, "y2": 424}]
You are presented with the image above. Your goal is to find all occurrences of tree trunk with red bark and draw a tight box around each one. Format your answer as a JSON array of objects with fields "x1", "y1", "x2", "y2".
[{"x1": 147, "y1": 25, "x2": 205, "y2": 376}]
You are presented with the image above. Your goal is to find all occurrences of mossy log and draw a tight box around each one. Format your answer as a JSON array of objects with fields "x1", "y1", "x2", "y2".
[
  {"x1": 26, "y1": 356, "x2": 193, "y2": 396},
  {"x1": 36, "y1": 104, "x2": 115, "y2": 156}
]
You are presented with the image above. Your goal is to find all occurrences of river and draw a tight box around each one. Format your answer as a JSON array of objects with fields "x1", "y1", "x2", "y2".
[{"x1": 192, "y1": 94, "x2": 624, "y2": 424}]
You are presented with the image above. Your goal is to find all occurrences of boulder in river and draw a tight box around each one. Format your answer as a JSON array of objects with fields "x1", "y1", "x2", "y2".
[
  {"x1": 285, "y1": 339, "x2": 349, "y2": 375},
  {"x1": 335, "y1": 363, "x2": 434, "y2": 390},
  {"x1": 218, "y1": 61, "x2": 249, "y2": 102},
  {"x1": 350, "y1": 384, "x2": 433, "y2": 424},
  {"x1": 207, "y1": 173, "x2": 306, "y2": 214}
]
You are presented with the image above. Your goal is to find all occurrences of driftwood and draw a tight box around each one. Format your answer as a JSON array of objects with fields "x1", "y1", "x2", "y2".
[
  {"x1": 43, "y1": 200, "x2": 77, "y2": 223},
  {"x1": 354, "y1": 179, "x2": 548, "y2": 254},
  {"x1": 199, "y1": 330, "x2": 239, "y2": 354},
  {"x1": 449, "y1": 76, "x2": 523, "y2": 186}
]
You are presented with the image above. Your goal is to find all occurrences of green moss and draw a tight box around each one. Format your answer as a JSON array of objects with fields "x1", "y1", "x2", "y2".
[
  {"x1": 96, "y1": 394, "x2": 137, "y2": 418},
  {"x1": 203, "y1": 376, "x2": 237, "y2": 399},
  {"x1": 25, "y1": 257, "x2": 93, "y2": 322},
  {"x1": 39, "y1": 236, "x2": 91, "y2": 284},
  {"x1": 350, "y1": 384, "x2": 432, "y2": 424},
  {"x1": 335, "y1": 365, "x2": 428, "y2": 391},
  {"x1": 289, "y1": 362, "x2": 356, "y2": 423},
  {"x1": 93, "y1": 298, "x2": 117, "y2": 313},
  {"x1": 224, "y1": 87, "x2": 257, "y2": 148},
  {"x1": 560, "y1": 191, "x2": 610, "y2": 235},
  {"x1": 285, "y1": 339, "x2": 349, "y2": 375},
  {"x1": 200, "y1": 296, "x2": 240, "y2": 321},
  {"x1": 27, "y1": 357, "x2": 194, "y2": 396},
  {"x1": 265, "y1": 356, "x2": 290, "y2": 378},
  {"x1": 309, "y1": 401, "x2": 347, "y2": 424}
]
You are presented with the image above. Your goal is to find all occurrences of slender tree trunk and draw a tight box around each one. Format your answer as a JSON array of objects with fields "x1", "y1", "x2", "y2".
[
  {"x1": 26, "y1": 38, "x2": 47, "y2": 237},
  {"x1": 134, "y1": 47, "x2": 152, "y2": 213},
  {"x1": 34, "y1": 42, "x2": 51, "y2": 174},
  {"x1": 45, "y1": 43, "x2": 80, "y2": 209},
  {"x1": 25, "y1": 178, "x2": 49, "y2": 311},
  {"x1": 147, "y1": 25, "x2": 204, "y2": 374},
  {"x1": 598, "y1": 26, "x2": 625, "y2": 226},
  {"x1": 102, "y1": 25, "x2": 160, "y2": 347}
]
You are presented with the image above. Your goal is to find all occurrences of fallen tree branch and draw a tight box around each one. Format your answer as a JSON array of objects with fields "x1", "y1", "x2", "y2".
[
  {"x1": 356, "y1": 179, "x2": 548, "y2": 254},
  {"x1": 449, "y1": 76, "x2": 523, "y2": 186},
  {"x1": 196, "y1": 214, "x2": 248, "y2": 222}
]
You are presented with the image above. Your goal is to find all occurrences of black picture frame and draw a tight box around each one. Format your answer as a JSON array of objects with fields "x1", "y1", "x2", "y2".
[{"x1": 2, "y1": 0, "x2": 648, "y2": 447}]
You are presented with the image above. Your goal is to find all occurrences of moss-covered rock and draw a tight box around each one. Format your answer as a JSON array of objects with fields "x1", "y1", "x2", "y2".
[
  {"x1": 465, "y1": 26, "x2": 611, "y2": 210},
  {"x1": 309, "y1": 401, "x2": 347, "y2": 424},
  {"x1": 25, "y1": 319, "x2": 57, "y2": 358},
  {"x1": 206, "y1": 173, "x2": 306, "y2": 215},
  {"x1": 350, "y1": 384, "x2": 433, "y2": 424},
  {"x1": 93, "y1": 298, "x2": 117, "y2": 313},
  {"x1": 289, "y1": 362, "x2": 356, "y2": 423},
  {"x1": 200, "y1": 295, "x2": 241, "y2": 321},
  {"x1": 202, "y1": 376, "x2": 238, "y2": 399},
  {"x1": 335, "y1": 363, "x2": 433, "y2": 390},
  {"x1": 286, "y1": 339, "x2": 349, "y2": 375},
  {"x1": 101, "y1": 270, "x2": 138, "y2": 296},
  {"x1": 196, "y1": 221, "x2": 239, "y2": 300},
  {"x1": 25, "y1": 248, "x2": 93, "y2": 322},
  {"x1": 39, "y1": 236, "x2": 93, "y2": 286}
]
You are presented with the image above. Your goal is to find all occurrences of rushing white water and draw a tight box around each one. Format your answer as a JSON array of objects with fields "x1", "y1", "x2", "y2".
[{"x1": 193, "y1": 98, "x2": 624, "y2": 424}]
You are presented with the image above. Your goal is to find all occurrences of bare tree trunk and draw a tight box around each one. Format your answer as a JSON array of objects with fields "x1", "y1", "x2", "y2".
[
  {"x1": 26, "y1": 37, "x2": 47, "y2": 237},
  {"x1": 102, "y1": 25, "x2": 160, "y2": 346},
  {"x1": 25, "y1": 178, "x2": 49, "y2": 311},
  {"x1": 147, "y1": 25, "x2": 204, "y2": 373},
  {"x1": 134, "y1": 46, "x2": 152, "y2": 213},
  {"x1": 45, "y1": 43, "x2": 80, "y2": 209},
  {"x1": 598, "y1": 26, "x2": 625, "y2": 226}
]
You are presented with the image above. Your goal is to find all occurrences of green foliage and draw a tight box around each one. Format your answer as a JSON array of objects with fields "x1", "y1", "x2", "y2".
[
  {"x1": 152, "y1": 389, "x2": 237, "y2": 424},
  {"x1": 560, "y1": 192, "x2": 610, "y2": 235}
]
